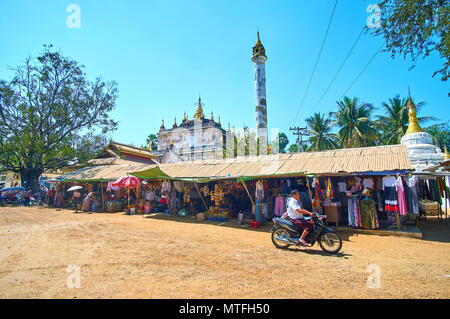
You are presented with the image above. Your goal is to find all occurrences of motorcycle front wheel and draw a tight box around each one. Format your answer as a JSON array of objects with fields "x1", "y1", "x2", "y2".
[
  {"x1": 271, "y1": 227, "x2": 291, "y2": 249},
  {"x1": 318, "y1": 232, "x2": 342, "y2": 254}
]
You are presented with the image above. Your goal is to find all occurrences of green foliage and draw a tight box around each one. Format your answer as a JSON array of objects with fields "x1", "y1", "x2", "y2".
[
  {"x1": 288, "y1": 144, "x2": 298, "y2": 153},
  {"x1": 305, "y1": 112, "x2": 339, "y2": 151},
  {"x1": 424, "y1": 121, "x2": 450, "y2": 150},
  {"x1": 145, "y1": 133, "x2": 158, "y2": 151},
  {"x1": 374, "y1": 0, "x2": 449, "y2": 82},
  {"x1": 375, "y1": 95, "x2": 435, "y2": 145},
  {"x1": 0, "y1": 45, "x2": 118, "y2": 190},
  {"x1": 73, "y1": 132, "x2": 110, "y2": 164},
  {"x1": 277, "y1": 132, "x2": 289, "y2": 153},
  {"x1": 331, "y1": 97, "x2": 379, "y2": 148}
]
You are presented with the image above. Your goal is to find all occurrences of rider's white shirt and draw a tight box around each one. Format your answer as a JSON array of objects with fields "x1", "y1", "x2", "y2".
[{"x1": 287, "y1": 197, "x2": 304, "y2": 220}]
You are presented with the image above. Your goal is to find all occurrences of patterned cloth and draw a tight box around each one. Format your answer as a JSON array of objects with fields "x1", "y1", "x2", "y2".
[
  {"x1": 348, "y1": 197, "x2": 361, "y2": 227},
  {"x1": 360, "y1": 199, "x2": 379, "y2": 229}
]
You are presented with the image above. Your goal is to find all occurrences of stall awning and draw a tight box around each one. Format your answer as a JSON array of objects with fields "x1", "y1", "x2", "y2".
[
  {"x1": 129, "y1": 144, "x2": 412, "y2": 181},
  {"x1": 59, "y1": 164, "x2": 149, "y2": 182}
]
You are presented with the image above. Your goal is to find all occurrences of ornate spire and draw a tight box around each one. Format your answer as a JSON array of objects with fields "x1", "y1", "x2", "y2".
[
  {"x1": 405, "y1": 97, "x2": 424, "y2": 135},
  {"x1": 444, "y1": 145, "x2": 450, "y2": 160},
  {"x1": 194, "y1": 97, "x2": 205, "y2": 120},
  {"x1": 252, "y1": 31, "x2": 266, "y2": 61},
  {"x1": 218, "y1": 116, "x2": 221, "y2": 126},
  {"x1": 160, "y1": 118, "x2": 165, "y2": 130},
  {"x1": 210, "y1": 112, "x2": 214, "y2": 121},
  {"x1": 173, "y1": 117, "x2": 177, "y2": 128}
]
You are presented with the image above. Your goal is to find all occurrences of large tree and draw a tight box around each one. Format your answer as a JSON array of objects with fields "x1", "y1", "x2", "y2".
[
  {"x1": 305, "y1": 112, "x2": 339, "y2": 151},
  {"x1": 145, "y1": 133, "x2": 158, "y2": 151},
  {"x1": 331, "y1": 97, "x2": 379, "y2": 148},
  {"x1": 0, "y1": 45, "x2": 118, "y2": 191},
  {"x1": 375, "y1": 95, "x2": 435, "y2": 144},
  {"x1": 374, "y1": 0, "x2": 449, "y2": 82}
]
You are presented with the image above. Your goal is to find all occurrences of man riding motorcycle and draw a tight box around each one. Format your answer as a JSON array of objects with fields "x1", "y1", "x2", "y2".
[{"x1": 286, "y1": 189, "x2": 315, "y2": 246}]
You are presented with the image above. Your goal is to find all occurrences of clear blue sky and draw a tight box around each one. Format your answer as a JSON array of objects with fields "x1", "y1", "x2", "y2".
[{"x1": 0, "y1": 0, "x2": 448, "y2": 148}]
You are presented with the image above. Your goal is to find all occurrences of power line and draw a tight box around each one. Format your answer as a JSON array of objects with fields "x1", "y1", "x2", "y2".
[
  {"x1": 339, "y1": 43, "x2": 384, "y2": 100},
  {"x1": 291, "y1": 0, "x2": 339, "y2": 126},
  {"x1": 308, "y1": 26, "x2": 367, "y2": 116}
]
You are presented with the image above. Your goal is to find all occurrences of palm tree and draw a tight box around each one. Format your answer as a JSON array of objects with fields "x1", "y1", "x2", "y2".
[
  {"x1": 331, "y1": 96, "x2": 378, "y2": 148},
  {"x1": 305, "y1": 112, "x2": 339, "y2": 151},
  {"x1": 375, "y1": 95, "x2": 435, "y2": 145}
]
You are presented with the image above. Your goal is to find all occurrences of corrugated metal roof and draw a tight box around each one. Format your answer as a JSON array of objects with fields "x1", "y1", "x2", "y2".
[
  {"x1": 60, "y1": 164, "x2": 149, "y2": 182},
  {"x1": 61, "y1": 145, "x2": 412, "y2": 182}
]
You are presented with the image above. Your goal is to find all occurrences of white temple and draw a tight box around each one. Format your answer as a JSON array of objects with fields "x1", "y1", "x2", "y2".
[{"x1": 400, "y1": 97, "x2": 444, "y2": 172}]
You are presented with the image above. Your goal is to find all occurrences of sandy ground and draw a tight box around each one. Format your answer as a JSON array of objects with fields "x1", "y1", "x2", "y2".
[{"x1": 0, "y1": 206, "x2": 449, "y2": 299}]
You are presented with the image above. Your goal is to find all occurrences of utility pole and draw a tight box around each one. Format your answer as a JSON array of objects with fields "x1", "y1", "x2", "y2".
[{"x1": 289, "y1": 127, "x2": 309, "y2": 152}]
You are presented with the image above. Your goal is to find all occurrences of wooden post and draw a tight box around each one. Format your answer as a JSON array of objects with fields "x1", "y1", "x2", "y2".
[
  {"x1": 239, "y1": 177, "x2": 255, "y2": 207},
  {"x1": 101, "y1": 182, "x2": 104, "y2": 212},
  {"x1": 195, "y1": 182, "x2": 209, "y2": 211}
]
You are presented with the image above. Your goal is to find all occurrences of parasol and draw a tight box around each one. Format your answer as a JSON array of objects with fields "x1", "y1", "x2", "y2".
[
  {"x1": 111, "y1": 175, "x2": 141, "y2": 189},
  {"x1": 67, "y1": 186, "x2": 83, "y2": 192}
]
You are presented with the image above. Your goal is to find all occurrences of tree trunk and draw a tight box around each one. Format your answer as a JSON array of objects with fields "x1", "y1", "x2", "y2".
[{"x1": 20, "y1": 168, "x2": 42, "y2": 192}]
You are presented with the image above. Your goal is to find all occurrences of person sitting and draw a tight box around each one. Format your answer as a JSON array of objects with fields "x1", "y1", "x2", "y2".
[{"x1": 287, "y1": 189, "x2": 315, "y2": 246}]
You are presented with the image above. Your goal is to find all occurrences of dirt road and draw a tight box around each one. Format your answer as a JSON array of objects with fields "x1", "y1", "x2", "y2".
[{"x1": 0, "y1": 206, "x2": 448, "y2": 298}]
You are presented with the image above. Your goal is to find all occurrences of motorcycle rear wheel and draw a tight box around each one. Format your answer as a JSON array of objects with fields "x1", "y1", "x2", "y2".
[
  {"x1": 271, "y1": 227, "x2": 291, "y2": 249},
  {"x1": 318, "y1": 232, "x2": 342, "y2": 254}
]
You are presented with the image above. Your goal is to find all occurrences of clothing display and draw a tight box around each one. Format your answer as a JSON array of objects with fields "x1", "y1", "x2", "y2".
[
  {"x1": 363, "y1": 178, "x2": 374, "y2": 189},
  {"x1": 274, "y1": 195, "x2": 285, "y2": 217},
  {"x1": 255, "y1": 180, "x2": 264, "y2": 202},
  {"x1": 337, "y1": 182, "x2": 347, "y2": 193},
  {"x1": 382, "y1": 176, "x2": 398, "y2": 212},
  {"x1": 360, "y1": 199, "x2": 379, "y2": 229},
  {"x1": 348, "y1": 196, "x2": 361, "y2": 227},
  {"x1": 395, "y1": 176, "x2": 408, "y2": 216}
]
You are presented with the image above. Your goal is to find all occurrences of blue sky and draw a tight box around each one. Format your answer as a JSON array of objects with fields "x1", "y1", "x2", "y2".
[{"x1": 0, "y1": 0, "x2": 448, "y2": 148}]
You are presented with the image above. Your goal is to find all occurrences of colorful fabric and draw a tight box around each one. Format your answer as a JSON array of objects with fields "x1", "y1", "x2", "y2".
[
  {"x1": 360, "y1": 199, "x2": 379, "y2": 229},
  {"x1": 395, "y1": 176, "x2": 408, "y2": 216},
  {"x1": 348, "y1": 197, "x2": 361, "y2": 227},
  {"x1": 274, "y1": 195, "x2": 285, "y2": 217},
  {"x1": 326, "y1": 178, "x2": 335, "y2": 200}
]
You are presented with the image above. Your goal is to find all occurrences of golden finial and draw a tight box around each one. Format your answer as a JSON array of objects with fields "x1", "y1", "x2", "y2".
[
  {"x1": 444, "y1": 145, "x2": 450, "y2": 160},
  {"x1": 256, "y1": 31, "x2": 261, "y2": 45},
  {"x1": 194, "y1": 96, "x2": 205, "y2": 120},
  {"x1": 252, "y1": 31, "x2": 266, "y2": 61},
  {"x1": 405, "y1": 97, "x2": 424, "y2": 135},
  {"x1": 170, "y1": 137, "x2": 174, "y2": 145}
]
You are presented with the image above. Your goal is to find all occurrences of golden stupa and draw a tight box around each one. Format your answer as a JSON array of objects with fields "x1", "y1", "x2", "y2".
[{"x1": 405, "y1": 97, "x2": 424, "y2": 135}]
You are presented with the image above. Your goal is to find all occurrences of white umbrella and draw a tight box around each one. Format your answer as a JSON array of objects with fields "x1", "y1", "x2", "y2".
[{"x1": 67, "y1": 186, "x2": 83, "y2": 192}]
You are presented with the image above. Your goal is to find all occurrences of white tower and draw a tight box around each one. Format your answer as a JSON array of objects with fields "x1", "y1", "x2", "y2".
[{"x1": 252, "y1": 32, "x2": 268, "y2": 154}]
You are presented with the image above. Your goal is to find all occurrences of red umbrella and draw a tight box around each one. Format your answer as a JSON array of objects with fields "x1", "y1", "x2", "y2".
[{"x1": 111, "y1": 175, "x2": 141, "y2": 189}]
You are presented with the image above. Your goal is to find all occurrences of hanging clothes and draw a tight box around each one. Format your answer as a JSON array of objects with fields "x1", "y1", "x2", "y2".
[
  {"x1": 273, "y1": 195, "x2": 285, "y2": 217},
  {"x1": 348, "y1": 196, "x2": 361, "y2": 227},
  {"x1": 395, "y1": 176, "x2": 408, "y2": 216},
  {"x1": 255, "y1": 180, "x2": 264, "y2": 202},
  {"x1": 326, "y1": 178, "x2": 335, "y2": 200},
  {"x1": 382, "y1": 176, "x2": 398, "y2": 213},
  {"x1": 406, "y1": 176, "x2": 419, "y2": 215},
  {"x1": 360, "y1": 199, "x2": 379, "y2": 229},
  {"x1": 362, "y1": 178, "x2": 374, "y2": 190}
]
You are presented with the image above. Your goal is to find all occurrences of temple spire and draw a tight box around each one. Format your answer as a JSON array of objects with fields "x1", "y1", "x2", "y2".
[
  {"x1": 405, "y1": 97, "x2": 424, "y2": 135},
  {"x1": 194, "y1": 96, "x2": 205, "y2": 120},
  {"x1": 160, "y1": 118, "x2": 165, "y2": 130},
  {"x1": 444, "y1": 145, "x2": 450, "y2": 160}
]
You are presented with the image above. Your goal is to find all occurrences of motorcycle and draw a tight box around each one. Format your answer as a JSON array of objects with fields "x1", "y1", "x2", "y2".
[{"x1": 271, "y1": 213, "x2": 342, "y2": 254}]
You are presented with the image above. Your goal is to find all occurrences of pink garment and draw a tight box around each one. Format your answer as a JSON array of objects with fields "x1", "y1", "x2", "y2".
[
  {"x1": 274, "y1": 196, "x2": 285, "y2": 217},
  {"x1": 395, "y1": 176, "x2": 408, "y2": 216}
]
